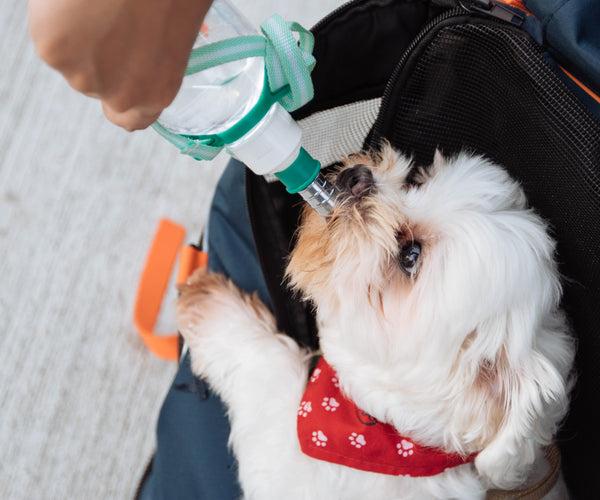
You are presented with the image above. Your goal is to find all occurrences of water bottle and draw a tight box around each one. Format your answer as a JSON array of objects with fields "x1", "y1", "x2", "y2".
[
  {"x1": 157, "y1": 0, "x2": 263, "y2": 137},
  {"x1": 156, "y1": 0, "x2": 336, "y2": 215}
]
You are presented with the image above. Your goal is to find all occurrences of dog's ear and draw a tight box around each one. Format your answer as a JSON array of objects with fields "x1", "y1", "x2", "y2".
[
  {"x1": 433, "y1": 149, "x2": 446, "y2": 168},
  {"x1": 411, "y1": 149, "x2": 445, "y2": 184},
  {"x1": 471, "y1": 307, "x2": 573, "y2": 489}
]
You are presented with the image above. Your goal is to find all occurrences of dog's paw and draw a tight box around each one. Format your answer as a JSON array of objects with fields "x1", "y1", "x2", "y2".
[
  {"x1": 475, "y1": 438, "x2": 535, "y2": 490},
  {"x1": 176, "y1": 269, "x2": 276, "y2": 352},
  {"x1": 176, "y1": 270, "x2": 308, "y2": 413}
]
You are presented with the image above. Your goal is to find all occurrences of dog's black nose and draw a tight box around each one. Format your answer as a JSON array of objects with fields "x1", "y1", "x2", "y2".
[{"x1": 336, "y1": 164, "x2": 374, "y2": 197}]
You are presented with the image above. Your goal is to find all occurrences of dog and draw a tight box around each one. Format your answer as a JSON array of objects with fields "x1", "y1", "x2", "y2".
[{"x1": 177, "y1": 145, "x2": 575, "y2": 499}]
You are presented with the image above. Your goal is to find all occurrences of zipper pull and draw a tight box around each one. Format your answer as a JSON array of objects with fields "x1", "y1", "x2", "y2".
[{"x1": 459, "y1": 0, "x2": 525, "y2": 26}]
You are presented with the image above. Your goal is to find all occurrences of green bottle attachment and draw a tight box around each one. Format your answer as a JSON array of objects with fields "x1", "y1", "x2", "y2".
[{"x1": 152, "y1": 11, "x2": 337, "y2": 215}]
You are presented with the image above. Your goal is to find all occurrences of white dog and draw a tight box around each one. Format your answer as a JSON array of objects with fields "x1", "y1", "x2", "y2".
[{"x1": 177, "y1": 145, "x2": 575, "y2": 499}]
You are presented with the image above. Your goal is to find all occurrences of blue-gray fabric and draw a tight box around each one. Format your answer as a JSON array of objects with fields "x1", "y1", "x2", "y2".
[
  {"x1": 524, "y1": 0, "x2": 600, "y2": 91},
  {"x1": 138, "y1": 160, "x2": 266, "y2": 499}
]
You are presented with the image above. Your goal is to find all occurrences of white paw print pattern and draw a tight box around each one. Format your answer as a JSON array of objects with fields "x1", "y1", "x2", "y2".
[
  {"x1": 298, "y1": 401, "x2": 312, "y2": 418},
  {"x1": 321, "y1": 396, "x2": 340, "y2": 412},
  {"x1": 312, "y1": 430, "x2": 328, "y2": 447},
  {"x1": 396, "y1": 439, "x2": 415, "y2": 457},
  {"x1": 348, "y1": 433, "x2": 367, "y2": 449},
  {"x1": 331, "y1": 376, "x2": 339, "y2": 388},
  {"x1": 310, "y1": 368, "x2": 322, "y2": 383}
]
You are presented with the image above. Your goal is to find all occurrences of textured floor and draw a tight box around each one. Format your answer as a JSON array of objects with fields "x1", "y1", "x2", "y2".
[{"x1": 0, "y1": 1, "x2": 343, "y2": 498}]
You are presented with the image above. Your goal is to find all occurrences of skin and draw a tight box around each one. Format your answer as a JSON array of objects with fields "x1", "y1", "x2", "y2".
[{"x1": 27, "y1": 0, "x2": 214, "y2": 131}]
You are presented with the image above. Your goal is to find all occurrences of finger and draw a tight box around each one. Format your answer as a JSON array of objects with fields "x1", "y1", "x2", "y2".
[{"x1": 101, "y1": 101, "x2": 162, "y2": 131}]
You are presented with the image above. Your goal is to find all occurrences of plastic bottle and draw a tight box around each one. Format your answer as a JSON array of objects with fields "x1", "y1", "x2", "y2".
[
  {"x1": 156, "y1": 0, "x2": 336, "y2": 215},
  {"x1": 157, "y1": 0, "x2": 264, "y2": 137}
]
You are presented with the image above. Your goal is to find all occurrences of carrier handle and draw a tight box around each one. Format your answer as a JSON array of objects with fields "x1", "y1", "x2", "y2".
[{"x1": 133, "y1": 218, "x2": 208, "y2": 361}]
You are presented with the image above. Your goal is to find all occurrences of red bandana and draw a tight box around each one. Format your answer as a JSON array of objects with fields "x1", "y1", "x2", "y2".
[{"x1": 297, "y1": 358, "x2": 476, "y2": 476}]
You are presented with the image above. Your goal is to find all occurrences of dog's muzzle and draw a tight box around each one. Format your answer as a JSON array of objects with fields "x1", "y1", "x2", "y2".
[{"x1": 336, "y1": 164, "x2": 374, "y2": 197}]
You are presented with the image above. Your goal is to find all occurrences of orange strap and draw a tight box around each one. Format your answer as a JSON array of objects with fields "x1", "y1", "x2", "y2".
[
  {"x1": 133, "y1": 218, "x2": 208, "y2": 361},
  {"x1": 498, "y1": 0, "x2": 527, "y2": 12},
  {"x1": 177, "y1": 244, "x2": 209, "y2": 286},
  {"x1": 559, "y1": 66, "x2": 600, "y2": 105}
]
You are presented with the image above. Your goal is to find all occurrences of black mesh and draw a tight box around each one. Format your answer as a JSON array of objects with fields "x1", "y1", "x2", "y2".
[
  {"x1": 371, "y1": 17, "x2": 600, "y2": 498},
  {"x1": 246, "y1": 173, "x2": 319, "y2": 350}
]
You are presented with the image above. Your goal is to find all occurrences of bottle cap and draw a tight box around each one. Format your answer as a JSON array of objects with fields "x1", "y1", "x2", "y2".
[{"x1": 275, "y1": 148, "x2": 321, "y2": 193}]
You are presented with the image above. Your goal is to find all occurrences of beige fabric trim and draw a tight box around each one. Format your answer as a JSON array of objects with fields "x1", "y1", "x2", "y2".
[
  {"x1": 298, "y1": 98, "x2": 382, "y2": 167},
  {"x1": 486, "y1": 444, "x2": 562, "y2": 500}
]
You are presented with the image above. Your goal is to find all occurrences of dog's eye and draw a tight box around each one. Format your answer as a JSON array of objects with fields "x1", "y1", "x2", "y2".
[{"x1": 399, "y1": 242, "x2": 421, "y2": 277}]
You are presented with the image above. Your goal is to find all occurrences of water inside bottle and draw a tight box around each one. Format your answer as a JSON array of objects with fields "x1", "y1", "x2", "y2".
[
  {"x1": 158, "y1": 57, "x2": 264, "y2": 136},
  {"x1": 157, "y1": 0, "x2": 265, "y2": 137}
]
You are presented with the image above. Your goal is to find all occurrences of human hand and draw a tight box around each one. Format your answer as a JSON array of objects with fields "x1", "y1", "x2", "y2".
[{"x1": 28, "y1": 0, "x2": 213, "y2": 131}]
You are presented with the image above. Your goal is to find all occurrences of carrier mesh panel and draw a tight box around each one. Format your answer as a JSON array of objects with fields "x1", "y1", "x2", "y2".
[{"x1": 372, "y1": 17, "x2": 600, "y2": 498}]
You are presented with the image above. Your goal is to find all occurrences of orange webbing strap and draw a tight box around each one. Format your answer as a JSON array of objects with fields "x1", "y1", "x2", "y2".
[
  {"x1": 133, "y1": 218, "x2": 208, "y2": 361},
  {"x1": 498, "y1": 0, "x2": 527, "y2": 12},
  {"x1": 177, "y1": 244, "x2": 209, "y2": 286},
  {"x1": 559, "y1": 66, "x2": 600, "y2": 105}
]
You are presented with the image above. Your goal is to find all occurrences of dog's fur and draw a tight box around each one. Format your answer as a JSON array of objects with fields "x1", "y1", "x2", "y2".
[{"x1": 177, "y1": 145, "x2": 575, "y2": 499}]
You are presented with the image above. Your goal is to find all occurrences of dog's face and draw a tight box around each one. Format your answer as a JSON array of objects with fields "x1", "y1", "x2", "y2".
[
  {"x1": 288, "y1": 145, "x2": 560, "y2": 369},
  {"x1": 287, "y1": 145, "x2": 573, "y2": 481}
]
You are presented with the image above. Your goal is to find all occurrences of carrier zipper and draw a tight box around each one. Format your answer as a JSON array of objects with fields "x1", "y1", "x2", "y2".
[
  {"x1": 370, "y1": 1, "x2": 524, "y2": 145},
  {"x1": 458, "y1": 0, "x2": 524, "y2": 25},
  {"x1": 312, "y1": 0, "x2": 523, "y2": 34},
  {"x1": 370, "y1": 6, "x2": 466, "y2": 144}
]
